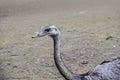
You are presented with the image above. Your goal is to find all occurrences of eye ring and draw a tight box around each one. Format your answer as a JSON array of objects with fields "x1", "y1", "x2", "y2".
[{"x1": 45, "y1": 29, "x2": 50, "y2": 32}]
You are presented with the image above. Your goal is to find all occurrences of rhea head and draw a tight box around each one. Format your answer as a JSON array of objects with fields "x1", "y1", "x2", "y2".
[{"x1": 32, "y1": 25, "x2": 60, "y2": 38}]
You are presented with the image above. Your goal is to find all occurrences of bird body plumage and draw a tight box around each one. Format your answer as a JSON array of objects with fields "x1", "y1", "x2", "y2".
[
  {"x1": 32, "y1": 25, "x2": 120, "y2": 80},
  {"x1": 84, "y1": 57, "x2": 120, "y2": 80}
]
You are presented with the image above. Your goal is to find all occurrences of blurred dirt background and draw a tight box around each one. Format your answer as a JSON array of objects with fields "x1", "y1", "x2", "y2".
[{"x1": 0, "y1": 0, "x2": 120, "y2": 80}]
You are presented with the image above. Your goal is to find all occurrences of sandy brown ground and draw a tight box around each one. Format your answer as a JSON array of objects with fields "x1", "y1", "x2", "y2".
[{"x1": 0, "y1": 0, "x2": 120, "y2": 80}]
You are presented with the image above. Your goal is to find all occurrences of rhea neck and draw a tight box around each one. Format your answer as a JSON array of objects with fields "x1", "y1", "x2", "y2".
[{"x1": 51, "y1": 33, "x2": 77, "y2": 80}]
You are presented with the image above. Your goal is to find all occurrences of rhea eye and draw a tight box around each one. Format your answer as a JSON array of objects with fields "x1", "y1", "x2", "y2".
[{"x1": 45, "y1": 29, "x2": 50, "y2": 32}]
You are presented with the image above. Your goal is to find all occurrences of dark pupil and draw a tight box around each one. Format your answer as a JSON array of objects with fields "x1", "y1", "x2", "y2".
[{"x1": 45, "y1": 29, "x2": 50, "y2": 32}]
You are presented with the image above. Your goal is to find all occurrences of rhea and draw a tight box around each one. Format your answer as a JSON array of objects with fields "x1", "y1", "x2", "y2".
[{"x1": 32, "y1": 25, "x2": 120, "y2": 80}]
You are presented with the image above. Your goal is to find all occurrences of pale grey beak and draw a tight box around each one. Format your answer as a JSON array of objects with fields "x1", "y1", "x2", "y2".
[{"x1": 32, "y1": 32, "x2": 46, "y2": 38}]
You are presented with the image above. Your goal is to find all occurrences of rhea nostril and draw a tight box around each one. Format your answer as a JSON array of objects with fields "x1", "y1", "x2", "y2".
[{"x1": 32, "y1": 36, "x2": 35, "y2": 38}]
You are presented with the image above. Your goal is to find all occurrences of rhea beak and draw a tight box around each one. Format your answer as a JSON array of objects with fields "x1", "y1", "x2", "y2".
[{"x1": 32, "y1": 32, "x2": 46, "y2": 38}]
